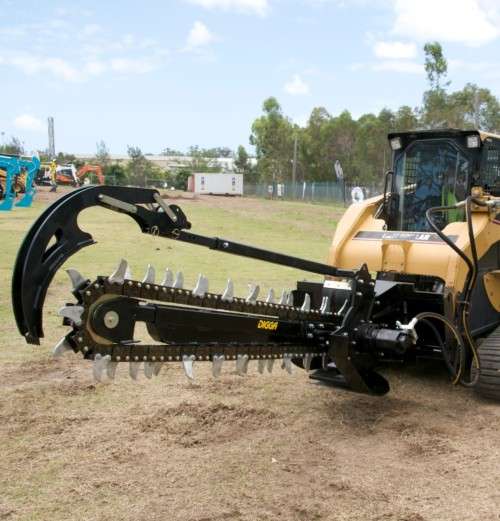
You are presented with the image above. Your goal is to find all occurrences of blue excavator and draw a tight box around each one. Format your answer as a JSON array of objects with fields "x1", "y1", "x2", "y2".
[{"x1": 0, "y1": 153, "x2": 40, "y2": 211}]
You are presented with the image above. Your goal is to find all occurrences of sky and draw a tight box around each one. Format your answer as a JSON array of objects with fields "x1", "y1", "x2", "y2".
[{"x1": 2, "y1": 0, "x2": 500, "y2": 155}]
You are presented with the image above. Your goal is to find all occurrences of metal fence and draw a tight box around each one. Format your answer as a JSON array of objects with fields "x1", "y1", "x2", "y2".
[
  {"x1": 85, "y1": 174, "x2": 383, "y2": 205},
  {"x1": 244, "y1": 181, "x2": 383, "y2": 205}
]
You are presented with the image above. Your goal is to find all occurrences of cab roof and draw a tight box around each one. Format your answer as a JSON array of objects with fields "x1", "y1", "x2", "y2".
[{"x1": 388, "y1": 128, "x2": 500, "y2": 144}]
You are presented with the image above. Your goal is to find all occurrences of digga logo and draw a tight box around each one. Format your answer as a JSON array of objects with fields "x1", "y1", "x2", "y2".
[{"x1": 257, "y1": 320, "x2": 278, "y2": 331}]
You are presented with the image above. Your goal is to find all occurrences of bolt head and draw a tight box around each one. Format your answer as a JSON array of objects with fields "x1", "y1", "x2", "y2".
[{"x1": 103, "y1": 310, "x2": 120, "y2": 329}]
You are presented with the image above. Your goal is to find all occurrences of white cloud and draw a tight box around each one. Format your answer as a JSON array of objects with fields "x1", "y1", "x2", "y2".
[
  {"x1": 8, "y1": 54, "x2": 81, "y2": 81},
  {"x1": 13, "y1": 114, "x2": 44, "y2": 133},
  {"x1": 0, "y1": 15, "x2": 170, "y2": 82},
  {"x1": 82, "y1": 23, "x2": 101, "y2": 36},
  {"x1": 373, "y1": 41, "x2": 416, "y2": 59},
  {"x1": 0, "y1": 51, "x2": 161, "y2": 81},
  {"x1": 110, "y1": 58, "x2": 157, "y2": 74},
  {"x1": 392, "y1": 0, "x2": 499, "y2": 47},
  {"x1": 84, "y1": 60, "x2": 106, "y2": 76},
  {"x1": 187, "y1": 0, "x2": 269, "y2": 16},
  {"x1": 372, "y1": 59, "x2": 423, "y2": 74},
  {"x1": 350, "y1": 59, "x2": 423, "y2": 74},
  {"x1": 185, "y1": 21, "x2": 216, "y2": 49},
  {"x1": 284, "y1": 74, "x2": 310, "y2": 95}
]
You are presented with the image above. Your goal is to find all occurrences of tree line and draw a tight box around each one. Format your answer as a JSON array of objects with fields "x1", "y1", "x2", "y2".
[
  {"x1": 248, "y1": 42, "x2": 500, "y2": 186},
  {"x1": 3, "y1": 42, "x2": 500, "y2": 189}
]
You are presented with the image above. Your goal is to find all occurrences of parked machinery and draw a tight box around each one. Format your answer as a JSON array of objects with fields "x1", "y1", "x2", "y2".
[
  {"x1": 36, "y1": 163, "x2": 105, "y2": 187},
  {"x1": 0, "y1": 154, "x2": 40, "y2": 211}
]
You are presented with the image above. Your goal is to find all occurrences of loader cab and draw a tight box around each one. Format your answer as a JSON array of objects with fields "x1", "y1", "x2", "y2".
[{"x1": 386, "y1": 129, "x2": 500, "y2": 231}]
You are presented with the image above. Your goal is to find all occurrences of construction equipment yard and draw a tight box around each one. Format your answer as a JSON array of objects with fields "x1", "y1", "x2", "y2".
[{"x1": 1, "y1": 189, "x2": 500, "y2": 521}]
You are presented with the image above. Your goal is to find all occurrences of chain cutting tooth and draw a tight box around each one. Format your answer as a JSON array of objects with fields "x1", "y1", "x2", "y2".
[
  {"x1": 303, "y1": 353, "x2": 313, "y2": 372},
  {"x1": 125, "y1": 265, "x2": 132, "y2": 280},
  {"x1": 282, "y1": 354, "x2": 293, "y2": 374},
  {"x1": 236, "y1": 354, "x2": 250, "y2": 375},
  {"x1": 153, "y1": 362, "x2": 163, "y2": 376},
  {"x1": 322, "y1": 353, "x2": 328, "y2": 369},
  {"x1": 161, "y1": 268, "x2": 174, "y2": 287},
  {"x1": 266, "y1": 288, "x2": 275, "y2": 304},
  {"x1": 144, "y1": 361, "x2": 154, "y2": 379},
  {"x1": 182, "y1": 354, "x2": 196, "y2": 381},
  {"x1": 246, "y1": 284, "x2": 260, "y2": 304},
  {"x1": 173, "y1": 271, "x2": 184, "y2": 289},
  {"x1": 221, "y1": 279, "x2": 234, "y2": 302},
  {"x1": 107, "y1": 361, "x2": 118, "y2": 380},
  {"x1": 52, "y1": 337, "x2": 74, "y2": 357},
  {"x1": 93, "y1": 354, "x2": 111, "y2": 383},
  {"x1": 129, "y1": 362, "x2": 141, "y2": 380},
  {"x1": 212, "y1": 355, "x2": 225, "y2": 377},
  {"x1": 267, "y1": 358, "x2": 275, "y2": 373},
  {"x1": 142, "y1": 265, "x2": 155, "y2": 284},
  {"x1": 301, "y1": 294, "x2": 311, "y2": 312},
  {"x1": 279, "y1": 289, "x2": 288, "y2": 305},
  {"x1": 193, "y1": 274, "x2": 209, "y2": 297},
  {"x1": 320, "y1": 296, "x2": 330, "y2": 314},
  {"x1": 66, "y1": 269, "x2": 86, "y2": 290},
  {"x1": 286, "y1": 291, "x2": 294, "y2": 307},
  {"x1": 109, "y1": 259, "x2": 129, "y2": 284},
  {"x1": 58, "y1": 305, "x2": 84, "y2": 326},
  {"x1": 258, "y1": 359, "x2": 266, "y2": 374}
]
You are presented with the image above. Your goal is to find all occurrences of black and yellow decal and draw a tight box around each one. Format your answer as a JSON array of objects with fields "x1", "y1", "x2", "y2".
[{"x1": 257, "y1": 319, "x2": 278, "y2": 331}]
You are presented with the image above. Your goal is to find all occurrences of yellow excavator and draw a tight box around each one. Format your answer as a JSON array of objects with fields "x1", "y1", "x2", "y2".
[{"x1": 11, "y1": 129, "x2": 500, "y2": 398}]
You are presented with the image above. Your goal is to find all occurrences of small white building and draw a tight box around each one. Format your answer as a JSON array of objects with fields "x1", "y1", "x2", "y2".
[{"x1": 187, "y1": 173, "x2": 243, "y2": 196}]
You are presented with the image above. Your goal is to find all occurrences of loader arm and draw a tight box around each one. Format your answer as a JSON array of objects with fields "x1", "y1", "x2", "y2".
[{"x1": 13, "y1": 185, "x2": 417, "y2": 395}]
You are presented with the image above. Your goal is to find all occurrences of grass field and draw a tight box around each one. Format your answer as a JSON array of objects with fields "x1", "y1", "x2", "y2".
[{"x1": 1, "y1": 188, "x2": 500, "y2": 521}]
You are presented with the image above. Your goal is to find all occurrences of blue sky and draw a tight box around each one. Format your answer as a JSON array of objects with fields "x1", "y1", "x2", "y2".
[{"x1": 2, "y1": 0, "x2": 500, "y2": 154}]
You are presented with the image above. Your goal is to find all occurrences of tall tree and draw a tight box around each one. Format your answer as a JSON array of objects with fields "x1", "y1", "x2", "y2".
[
  {"x1": 234, "y1": 145, "x2": 249, "y2": 173},
  {"x1": 126, "y1": 145, "x2": 166, "y2": 186},
  {"x1": 424, "y1": 41, "x2": 449, "y2": 90},
  {"x1": 250, "y1": 97, "x2": 295, "y2": 182},
  {"x1": 95, "y1": 140, "x2": 110, "y2": 166}
]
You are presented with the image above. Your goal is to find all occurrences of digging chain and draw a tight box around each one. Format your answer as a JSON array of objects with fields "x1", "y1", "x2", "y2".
[{"x1": 66, "y1": 275, "x2": 332, "y2": 363}]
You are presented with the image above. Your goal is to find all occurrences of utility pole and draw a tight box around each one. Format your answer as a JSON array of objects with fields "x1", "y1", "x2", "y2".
[
  {"x1": 292, "y1": 134, "x2": 298, "y2": 197},
  {"x1": 48, "y1": 117, "x2": 55, "y2": 158}
]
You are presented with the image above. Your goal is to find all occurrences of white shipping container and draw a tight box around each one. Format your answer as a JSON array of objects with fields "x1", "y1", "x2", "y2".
[{"x1": 189, "y1": 173, "x2": 243, "y2": 195}]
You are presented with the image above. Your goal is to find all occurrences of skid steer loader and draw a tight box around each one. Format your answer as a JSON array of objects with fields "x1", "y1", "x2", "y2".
[{"x1": 11, "y1": 129, "x2": 500, "y2": 397}]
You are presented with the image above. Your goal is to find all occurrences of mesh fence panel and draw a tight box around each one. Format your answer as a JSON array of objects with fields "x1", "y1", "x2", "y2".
[{"x1": 244, "y1": 181, "x2": 383, "y2": 204}]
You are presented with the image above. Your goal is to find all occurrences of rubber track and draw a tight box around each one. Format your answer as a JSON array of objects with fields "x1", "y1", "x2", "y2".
[{"x1": 475, "y1": 326, "x2": 500, "y2": 400}]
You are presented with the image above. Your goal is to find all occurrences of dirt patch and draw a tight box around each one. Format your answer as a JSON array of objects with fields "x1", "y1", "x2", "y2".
[{"x1": 139, "y1": 402, "x2": 278, "y2": 447}]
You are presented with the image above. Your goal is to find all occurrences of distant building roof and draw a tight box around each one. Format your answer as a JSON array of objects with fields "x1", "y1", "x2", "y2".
[{"x1": 73, "y1": 153, "x2": 257, "y2": 171}]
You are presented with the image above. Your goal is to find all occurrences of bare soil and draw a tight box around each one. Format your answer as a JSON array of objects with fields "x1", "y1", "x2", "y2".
[{"x1": 1, "y1": 188, "x2": 500, "y2": 521}]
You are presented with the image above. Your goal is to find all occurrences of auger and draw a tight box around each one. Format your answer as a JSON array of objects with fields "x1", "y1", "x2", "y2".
[{"x1": 11, "y1": 129, "x2": 500, "y2": 398}]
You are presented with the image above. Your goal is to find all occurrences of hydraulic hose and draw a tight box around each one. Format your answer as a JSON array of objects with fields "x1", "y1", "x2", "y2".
[
  {"x1": 418, "y1": 317, "x2": 459, "y2": 378},
  {"x1": 425, "y1": 198, "x2": 481, "y2": 386},
  {"x1": 413, "y1": 312, "x2": 465, "y2": 385}
]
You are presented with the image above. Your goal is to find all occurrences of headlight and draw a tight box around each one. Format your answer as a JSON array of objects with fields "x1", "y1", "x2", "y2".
[
  {"x1": 467, "y1": 134, "x2": 481, "y2": 148},
  {"x1": 390, "y1": 137, "x2": 402, "y2": 151}
]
